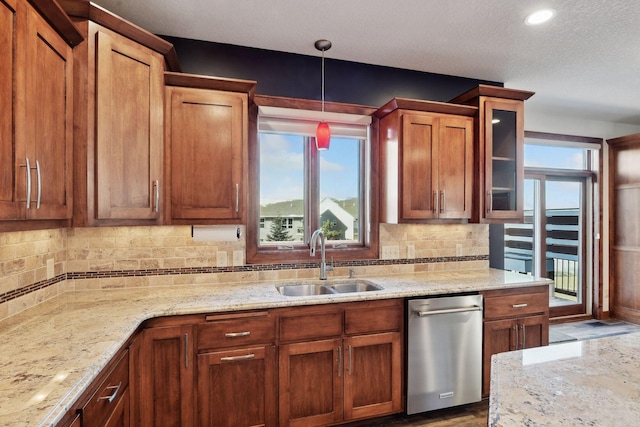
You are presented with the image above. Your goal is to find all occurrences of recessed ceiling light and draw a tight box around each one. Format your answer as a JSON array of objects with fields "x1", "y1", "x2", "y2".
[{"x1": 525, "y1": 9, "x2": 556, "y2": 26}]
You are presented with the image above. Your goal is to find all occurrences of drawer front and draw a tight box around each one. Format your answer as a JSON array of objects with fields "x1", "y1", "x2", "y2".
[
  {"x1": 279, "y1": 310, "x2": 343, "y2": 342},
  {"x1": 82, "y1": 349, "x2": 129, "y2": 427},
  {"x1": 484, "y1": 291, "x2": 548, "y2": 320},
  {"x1": 345, "y1": 304, "x2": 402, "y2": 335},
  {"x1": 197, "y1": 314, "x2": 275, "y2": 350}
]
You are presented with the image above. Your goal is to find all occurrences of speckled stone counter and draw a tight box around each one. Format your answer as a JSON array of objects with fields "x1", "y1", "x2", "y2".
[
  {"x1": 0, "y1": 268, "x2": 549, "y2": 427},
  {"x1": 489, "y1": 333, "x2": 640, "y2": 426}
]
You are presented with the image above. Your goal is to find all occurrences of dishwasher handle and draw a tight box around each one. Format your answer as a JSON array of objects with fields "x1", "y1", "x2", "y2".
[{"x1": 414, "y1": 305, "x2": 482, "y2": 317}]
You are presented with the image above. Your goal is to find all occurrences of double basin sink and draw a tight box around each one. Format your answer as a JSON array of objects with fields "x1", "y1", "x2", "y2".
[{"x1": 276, "y1": 280, "x2": 383, "y2": 296}]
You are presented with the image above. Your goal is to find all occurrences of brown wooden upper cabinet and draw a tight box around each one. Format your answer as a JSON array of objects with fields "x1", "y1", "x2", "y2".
[
  {"x1": 164, "y1": 72, "x2": 256, "y2": 224},
  {"x1": 61, "y1": 2, "x2": 179, "y2": 226},
  {"x1": 450, "y1": 85, "x2": 534, "y2": 223},
  {"x1": 0, "y1": 0, "x2": 77, "y2": 223},
  {"x1": 375, "y1": 98, "x2": 477, "y2": 223}
]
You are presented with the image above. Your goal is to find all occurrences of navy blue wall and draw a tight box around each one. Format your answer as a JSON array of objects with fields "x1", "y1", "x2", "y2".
[{"x1": 163, "y1": 36, "x2": 501, "y2": 107}]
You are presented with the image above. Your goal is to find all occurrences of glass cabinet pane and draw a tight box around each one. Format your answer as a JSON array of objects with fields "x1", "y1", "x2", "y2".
[{"x1": 491, "y1": 109, "x2": 517, "y2": 211}]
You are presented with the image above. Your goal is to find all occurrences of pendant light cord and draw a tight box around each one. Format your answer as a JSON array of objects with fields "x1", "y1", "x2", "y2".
[{"x1": 321, "y1": 48, "x2": 325, "y2": 121}]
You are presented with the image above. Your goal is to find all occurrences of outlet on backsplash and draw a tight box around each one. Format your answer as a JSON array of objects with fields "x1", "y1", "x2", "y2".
[
  {"x1": 217, "y1": 251, "x2": 228, "y2": 267},
  {"x1": 46, "y1": 258, "x2": 55, "y2": 279},
  {"x1": 232, "y1": 250, "x2": 244, "y2": 266},
  {"x1": 407, "y1": 245, "x2": 415, "y2": 259}
]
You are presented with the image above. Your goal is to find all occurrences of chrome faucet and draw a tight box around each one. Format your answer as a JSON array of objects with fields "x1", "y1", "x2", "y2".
[{"x1": 310, "y1": 229, "x2": 333, "y2": 280}]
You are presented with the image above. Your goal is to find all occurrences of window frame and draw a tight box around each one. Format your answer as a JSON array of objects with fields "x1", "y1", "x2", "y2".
[{"x1": 246, "y1": 95, "x2": 379, "y2": 264}]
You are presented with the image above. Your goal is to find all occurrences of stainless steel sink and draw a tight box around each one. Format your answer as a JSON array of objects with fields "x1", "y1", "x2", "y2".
[
  {"x1": 328, "y1": 280, "x2": 383, "y2": 293},
  {"x1": 276, "y1": 280, "x2": 383, "y2": 296},
  {"x1": 276, "y1": 283, "x2": 336, "y2": 296}
]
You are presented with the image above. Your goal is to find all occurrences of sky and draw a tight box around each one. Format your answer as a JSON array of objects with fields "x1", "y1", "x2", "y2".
[{"x1": 259, "y1": 133, "x2": 360, "y2": 206}]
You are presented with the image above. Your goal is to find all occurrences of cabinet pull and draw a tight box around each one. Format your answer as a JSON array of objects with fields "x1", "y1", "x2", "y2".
[
  {"x1": 153, "y1": 180, "x2": 159, "y2": 213},
  {"x1": 22, "y1": 157, "x2": 32, "y2": 209},
  {"x1": 225, "y1": 331, "x2": 250, "y2": 337},
  {"x1": 235, "y1": 183, "x2": 239, "y2": 213},
  {"x1": 35, "y1": 160, "x2": 41, "y2": 209},
  {"x1": 487, "y1": 190, "x2": 493, "y2": 214},
  {"x1": 514, "y1": 325, "x2": 519, "y2": 350},
  {"x1": 348, "y1": 345, "x2": 353, "y2": 376},
  {"x1": 512, "y1": 303, "x2": 528, "y2": 308},
  {"x1": 521, "y1": 324, "x2": 526, "y2": 348},
  {"x1": 433, "y1": 191, "x2": 438, "y2": 213},
  {"x1": 97, "y1": 382, "x2": 122, "y2": 403},
  {"x1": 440, "y1": 190, "x2": 446, "y2": 213},
  {"x1": 220, "y1": 354, "x2": 255, "y2": 362},
  {"x1": 184, "y1": 333, "x2": 189, "y2": 369},
  {"x1": 337, "y1": 346, "x2": 342, "y2": 378}
]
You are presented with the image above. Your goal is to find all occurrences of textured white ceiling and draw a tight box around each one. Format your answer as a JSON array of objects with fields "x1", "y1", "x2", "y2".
[{"x1": 94, "y1": 0, "x2": 640, "y2": 125}]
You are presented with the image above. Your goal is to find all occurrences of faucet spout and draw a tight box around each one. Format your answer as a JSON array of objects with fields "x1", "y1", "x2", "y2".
[{"x1": 310, "y1": 229, "x2": 328, "y2": 280}]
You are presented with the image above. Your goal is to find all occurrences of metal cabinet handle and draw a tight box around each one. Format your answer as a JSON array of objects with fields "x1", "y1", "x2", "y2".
[
  {"x1": 514, "y1": 325, "x2": 519, "y2": 350},
  {"x1": 220, "y1": 354, "x2": 255, "y2": 362},
  {"x1": 521, "y1": 324, "x2": 526, "y2": 349},
  {"x1": 184, "y1": 333, "x2": 189, "y2": 369},
  {"x1": 337, "y1": 346, "x2": 342, "y2": 378},
  {"x1": 487, "y1": 190, "x2": 493, "y2": 214},
  {"x1": 348, "y1": 345, "x2": 353, "y2": 376},
  {"x1": 512, "y1": 303, "x2": 528, "y2": 308},
  {"x1": 22, "y1": 157, "x2": 32, "y2": 209},
  {"x1": 225, "y1": 331, "x2": 250, "y2": 337},
  {"x1": 35, "y1": 160, "x2": 41, "y2": 209},
  {"x1": 153, "y1": 180, "x2": 159, "y2": 213},
  {"x1": 235, "y1": 183, "x2": 239, "y2": 213},
  {"x1": 440, "y1": 190, "x2": 446, "y2": 213},
  {"x1": 433, "y1": 191, "x2": 438, "y2": 213},
  {"x1": 97, "y1": 382, "x2": 122, "y2": 403}
]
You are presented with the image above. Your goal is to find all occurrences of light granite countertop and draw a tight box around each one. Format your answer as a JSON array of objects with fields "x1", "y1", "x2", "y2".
[
  {"x1": 489, "y1": 332, "x2": 640, "y2": 426},
  {"x1": 0, "y1": 268, "x2": 549, "y2": 427}
]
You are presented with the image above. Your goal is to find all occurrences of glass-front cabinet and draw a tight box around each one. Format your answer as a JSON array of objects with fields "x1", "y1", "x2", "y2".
[
  {"x1": 450, "y1": 85, "x2": 534, "y2": 223},
  {"x1": 485, "y1": 99, "x2": 522, "y2": 219}
]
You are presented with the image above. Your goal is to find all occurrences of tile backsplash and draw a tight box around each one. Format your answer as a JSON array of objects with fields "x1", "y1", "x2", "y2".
[{"x1": 0, "y1": 224, "x2": 488, "y2": 320}]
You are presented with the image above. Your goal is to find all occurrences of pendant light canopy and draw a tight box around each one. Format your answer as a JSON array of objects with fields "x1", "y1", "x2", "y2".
[{"x1": 315, "y1": 39, "x2": 332, "y2": 150}]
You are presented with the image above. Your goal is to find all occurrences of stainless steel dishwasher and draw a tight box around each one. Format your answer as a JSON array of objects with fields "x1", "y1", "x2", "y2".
[{"x1": 407, "y1": 294, "x2": 483, "y2": 414}]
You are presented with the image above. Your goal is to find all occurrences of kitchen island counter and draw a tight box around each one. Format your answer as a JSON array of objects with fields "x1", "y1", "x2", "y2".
[
  {"x1": 489, "y1": 332, "x2": 640, "y2": 426},
  {"x1": 0, "y1": 268, "x2": 549, "y2": 427}
]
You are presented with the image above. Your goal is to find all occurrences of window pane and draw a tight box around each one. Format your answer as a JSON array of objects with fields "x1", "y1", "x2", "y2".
[
  {"x1": 319, "y1": 138, "x2": 361, "y2": 243},
  {"x1": 504, "y1": 179, "x2": 537, "y2": 275},
  {"x1": 546, "y1": 180, "x2": 582, "y2": 305},
  {"x1": 524, "y1": 145, "x2": 586, "y2": 170},
  {"x1": 259, "y1": 133, "x2": 305, "y2": 245}
]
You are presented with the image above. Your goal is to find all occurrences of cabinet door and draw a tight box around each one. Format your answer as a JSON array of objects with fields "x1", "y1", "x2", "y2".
[
  {"x1": 95, "y1": 30, "x2": 163, "y2": 220},
  {"x1": 519, "y1": 314, "x2": 549, "y2": 350},
  {"x1": 482, "y1": 318, "x2": 516, "y2": 396},
  {"x1": 197, "y1": 346, "x2": 276, "y2": 427},
  {"x1": 24, "y1": 5, "x2": 73, "y2": 220},
  {"x1": 168, "y1": 87, "x2": 247, "y2": 222},
  {"x1": 0, "y1": 0, "x2": 19, "y2": 220},
  {"x1": 401, "y1": 114, "x2": 438, "y2": 220},
  {"x1": 279, "y1": 338, "x2": 343, "y2": 427},
  {"x1": 141, "y1": 326, "x2": 194, "y2": 427},
  {"x1": 483, "y1": 98, "x2": 524, "y2": 221},
  {"x1": 343, "y1": 332, "x2": 402, "y2": 421},
  {"x1": 437, "y1": 115, "x2": 473, "y2": 219}
]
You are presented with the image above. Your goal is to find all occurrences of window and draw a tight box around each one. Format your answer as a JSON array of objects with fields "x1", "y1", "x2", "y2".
[
  {"x1": 247, "y1": 100, "x2": 378, "y2": 263},
  {"x1": 502, "y1": 131, "x2": 601, "y2": 318}
]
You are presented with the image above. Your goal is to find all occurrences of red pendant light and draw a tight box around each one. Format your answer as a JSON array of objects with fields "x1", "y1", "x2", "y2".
[{"x1": 315, "y1": 39, "x2": 332, "y2": 151}]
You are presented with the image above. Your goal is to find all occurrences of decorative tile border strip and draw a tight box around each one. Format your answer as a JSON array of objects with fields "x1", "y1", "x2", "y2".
[{"x1": 1, "y1": 255, "x2": 488, "y2": 305}]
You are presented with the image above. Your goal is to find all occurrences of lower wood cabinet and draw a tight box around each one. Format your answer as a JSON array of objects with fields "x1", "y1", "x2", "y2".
[
  {"x1": 481, "y1": 286, "x2": 549, "y2": 396},
  {"x1": 139, "y1": 325, "x2": 195, "y2": 426},
  {"x1": 197, "y1": 346, "x2": 277, "y2": 427},
  {"x1": 278, "y1": 300, "x2": 403, "y2": 427}
]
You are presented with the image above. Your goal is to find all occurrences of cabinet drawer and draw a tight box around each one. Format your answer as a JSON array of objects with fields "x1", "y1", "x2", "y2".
[
  {"x1": 197, "y1": 313, "x2": 276, "y2": 350},
  {"x1": 484, "y1": 291, "x2": 548, "y2": 320},
  {"x1": 345, "y1": 303, "x2": 402, "y2": 335},
  {"x1": 81, "y1": 349, "x2": 129, "y2": 427},
  {"x1": 279, "y1": 309, "x2": 343, "y2": 342}
]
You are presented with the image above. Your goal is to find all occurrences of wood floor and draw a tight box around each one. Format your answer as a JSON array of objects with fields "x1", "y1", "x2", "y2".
[{"x1": 342, "y1": 400, "x2": 489, "y2": 427}]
